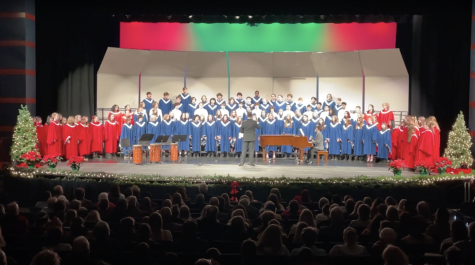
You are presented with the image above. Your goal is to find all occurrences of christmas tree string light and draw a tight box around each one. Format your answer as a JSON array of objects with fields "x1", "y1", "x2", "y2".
[
  {"x1": 10, "y1": 105, "x2": 39, "y2": 162},
  {"x1": 444, "y1": 111, "x2": 473, "y2": 168}
]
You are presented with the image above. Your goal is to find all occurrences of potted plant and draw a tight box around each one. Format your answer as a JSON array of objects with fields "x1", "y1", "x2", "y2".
[
  {"x1": 415, "y1": 161, "x2": 433, "y2": 176},
  {"x1": 388, "y1": 159, "x2": 406, "y2": 176},
  {"x1": 67, "y1": 156, "x2": 85, "y2": 172},
  {"x1": 42, "y1": 153, "x2": 62, "y2": 170},
  {"x1": 19, "y1": 150, "x2": 42, "y2": 169},
  {"x1": 433, "y1": 157, "x2": 452, "y2": 175}
]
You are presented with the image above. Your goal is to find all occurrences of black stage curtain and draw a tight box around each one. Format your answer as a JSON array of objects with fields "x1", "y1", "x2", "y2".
[
  {"x1": 396, "y1": 11, "x2": 471, "y2": 153},
  {"x1": 36, "y1": 14, "x2": 119, "y2": 120}
]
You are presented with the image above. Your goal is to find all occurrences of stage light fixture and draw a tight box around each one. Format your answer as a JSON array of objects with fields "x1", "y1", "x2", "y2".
[
  {"x1": 188, "y1": 15, "x2": 193, "y2": 18},
  {"x1": 248, "y1": 15, "x2": 252, "y2": 19},
  {"x1": 235, "y1": 16, "x2": 240, "y2": 19}
]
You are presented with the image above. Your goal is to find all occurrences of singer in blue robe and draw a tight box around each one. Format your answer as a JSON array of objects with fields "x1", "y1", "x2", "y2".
[
  {"x1": 323, "y1": 99, "x2": 336, "y2": 114},
  {"x1": 174, "y1": 119, "x2": 190, "y2": 152},
  {"x1": 310, "y1": 103, "x2": 319, "y2": 112},
  {"x1": 226, "y1": 103, "x2": 237, "y2": 113},
  {"x1": 179, "y1": 92, "x2": 191, "y2": 114},
  {"x1": 255, "y1": 121, "x2": 261, "y2": 152},
  {"x1": 299, "y1": 119, "x2": 314, "y2": 152},
  {"x1": 363, "y1": 123, "x2": 378, "y2": 155},
  {"x1": 276, "y1": 115, "x2": 285, "y2": 134},
  {"x1": 324, "y1": 115, "x2": 333, "y2": 127},
  {"x1": 190, "y1": 120, "x2": 202, "y2": 155},
  {"x1": 188, "y1": 102, "x2": 198, "y2": 116},
  {"x1": 120, "y1": 123, "x2": 134, "y2": 155},
  {"x1": 341, "y1": 124, "x2": 353, "y2": 155},
  {"x1": 133, "y1": 120, "x2": 147, "y2": 150},
  {"x1": 204, "y1": 120, "x2": 217, "y2": 154},
  {"x1": 206, "y1": 102, "x2": 219, "y2": 116},
  {"x1": 273, "y1": 101, "x2": 286, "y2": 112},
  {"x1": 160, "y1": 119, "x2": 174, "y2": 150},
  {"x1": 159, "y1": 98, "x2": 173, "y2": 117},
  {"x1": 294, "y1": 103, "x2": 306, "y2": 114},
  {"x1": 281, "y1": 121, "x2": 296, "y2": 155},
  {"x1": 327, "y1": 122, "x2": 342, "y2": 156},
  {"x1": 264, "y1": 118, "x2": 278, "y2": 153},
  {"x1": 377, "y1": 128, "x2": 392, "y2": 160},
  {"x1": 260, "y1": 103, "x2": 270, "y2": 113},
  {"x1": 134, "y1": 111, "x2": 148, "y2": 124},
  {"x1": 258, "y1": 113, "x2": 267, "y2": 124},
  {"x1": 147, "y1": 120, "x2": 160, "y2": 143},
  {"x1": 353, "y1": 127, "x2": 364, "y2": 157},
  {"x1": 142, "y1": 98, "x2": 155, "y2": 115},
  {"x1": 217, "y1": 119, "x2": 232, "y2": 155},
  {"x1": 232, "y1": 122, "x2": 243, "y2": 155}
]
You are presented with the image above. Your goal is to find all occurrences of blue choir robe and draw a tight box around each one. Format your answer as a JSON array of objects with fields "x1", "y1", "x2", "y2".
[
  {"x1": 377, "y1": 129, "x2": 392, "y2": 159},
  {"x1": 258, "y1": 116, "x2": 267, "y2": 124},
  {"x1": 251, "y1": 96, "x2": 262, "y2": 104},
  {"x1": 217, "y1": 121, "x2": 232, "y2": 152},
  {"x1": 299, "y1": 121, "x2": 314, "y2": 152},
  {"x1": 293, "y1": 116, "x2": 303, "y2": 125},
  {"x1": 353, "y1": 128, "x2": 364, "y2": 156},
  {"x1": 190, "y1": 121, "x2": 202, "y2": 153},
  {"x1": 134, "y1": 111, "x2": 148, "y2": 124},
  {"x1": 294, "y1": 103, "x2": 306, "y2": 114},
  {"x1": 147, "y1": 121, "x2": 160, "y2": 143},
  {"x1": 142, "y1": 98, "x2": 155, "y2": 115},
  {"x1": 232, "y1": 123, "x2": 243, "y2": 153},
  {"x1": 328, "y1": 123, "x2": 342, "y2": 155},
  {"x1": 255, "y1": 122, "x2": 261, "y2": 152},
  {"x1": 175, "y1": 104, "x2": 186, "y2": 113},
  {"x1": 320, "y1": 126, "x2": 329, "y2": 150},
  {"x1": 133, "y1": 121, "x2": 147, "y2": 150},
  {"x1": 269, "y1": 100, "x2": 277, "y2": 107},
  {"x1": 273, "y1": 101, "x2": 286, "y2": 112},
  {"x1": 216, "y1": 99, "x2": 226, "y2": 106},
  {"x1": 235, "y1": 98, "x2": 243, "y2": 104},
  {"x1": 281, "y1": 124, "x2": 296, "y2": 153},
  {"x1": 229, "y1": 117, "x2": 237, "y2": 124},
  {"x1": 316, "y1": 109, "x2": 324, "y2": 117},
  {"x1": 159, "y1": 98, "x2": 173, "y2": 116},
  {"x1": 335, "y1": 104, "x2": 342, "y2": 113},
  {"x1": 120, "y1": 124, "x2": 134, "y2": 154},
  {"x1": 160, "y1": 120, "x2": 174, "y2": 150},
  {"x1": 173, "y1": 120, "x2": 190, "y2": 151},
  {"x1": 341, "y1": 124, "x2": 353, "y2": 155},
  {"x1": 287, "y1": 101, "x2": 295, "y2": 110},
  {"x1": 325, "y1": 116, "x2": 333, "y2": 127},
  {"x1": 363, "y1": 124, "x2": 378, "y2": 155},
  {"x1": 179, "y1": 93, "x2": 192, "y2": 114},
  {"x1": 310, "y1": 103, "x2": 318, "y2": 111},
  {"x1": 188, "y1": 103, "x2": 198, "y2": 116},
  {"x1": 276, "y1": 115, "x2": 285, "y2": 134},
  {"x1": 206, "y1": 104, "x2": 219, "y2": 116},
  {"x1": 323, "y1": 100, "x2": 336, "y2": 113},
  {"x1": 260, "y1": 103, "x2": 271, "y2": 113},
  {"x1": 310, "y1": 118, "x2": 319, "y2": 128},
  {"x1": 264, "y1": 119, "x2": 278, "y2": 152},
  {"x1": 204, "y1": 121, "x2": 217, "y2": 152},
  {"x1": 226, "y1": 103, "x2": 237, "y2": 113}
]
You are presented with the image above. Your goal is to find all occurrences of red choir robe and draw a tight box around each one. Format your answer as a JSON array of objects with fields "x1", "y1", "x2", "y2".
[
  {"x1": 104, "y1": 120, "x2": 119, "y2": 153},
  {"x1": 108, "y1": 111, "x2": 123, "y2": 137},
  {"x1": 123, "y1": 111, "x2": 135, "y2": 125},
  {"x1": 390, "y1": 126, "x2": 400, "y2": 160},
  {"x1": 404, "y1": 133, "x2": 418, "y2": 169},
  {"x1": 414, "y1": 126, "x2": 421, "y2": 137},
  {"x1": 47, "y1": 121, "x2": 62, "y2": 155},
  {"x1": 364, "y1": 111, "x2": 377, "y2": 125},
  {"x1": 398, "y1": 126, "x2": 408, "y2": 160},
  {"x1": 432, "y1": 127, "x2": 440, "y2": 159},
  {"x1": 35, "y1": 123, "x2": 48, "y2": 156},
  {"x1": 77, "y1": 123, "x2": 91, "y2": 156},
  {"x1": 61, "y1": 124, "x2": 67, "y2": 156},
  {"x1": 63, "y1": 124, "x2": 79, "y2": 160},
  {"x1": 90, "y1": 121, "x2": 104, "y2": 153},
  {"x1": 418, "y1": 129, "x2": 434, "y2": 165},
  {"x1": 377, "y1": 110, "x2": 395, "y2": 128}
]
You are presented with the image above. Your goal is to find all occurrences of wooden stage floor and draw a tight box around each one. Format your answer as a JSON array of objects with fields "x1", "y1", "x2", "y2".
[{"x1": 53, "y1": 156, "x2": 418, "y2": 179}]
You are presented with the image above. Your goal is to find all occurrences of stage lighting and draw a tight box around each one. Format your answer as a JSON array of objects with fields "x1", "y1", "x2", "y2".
[
  {"x1": 235, "y1": 16, "x2": 240, "y2": 19},
  {"x1": 320, "y1": 15, "x2": 325, "y2": 19},
  {"x1": 167, "y1": 15, "x2": 172, "y2": 19},
  {"x1": 188, "y1": 15, "x2": 193, "y2": 18},
  {"x1": 248, "y1": 15, "x2": 252, "y2": 19}
]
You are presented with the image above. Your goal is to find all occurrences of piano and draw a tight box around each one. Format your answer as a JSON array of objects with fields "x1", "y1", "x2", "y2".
[{"x1": 260, "y1": 135, "x2": 312, "y2": 163}]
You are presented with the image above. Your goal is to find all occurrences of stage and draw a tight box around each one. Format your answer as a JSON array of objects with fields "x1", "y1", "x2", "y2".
[{"x1": 51, "y1": 156, "x2": 418, "y2": 179}]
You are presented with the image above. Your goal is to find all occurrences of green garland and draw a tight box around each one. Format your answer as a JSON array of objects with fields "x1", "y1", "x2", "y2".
[{"x1": 6, "y1": 167, "x2": 475, "y2": 188}]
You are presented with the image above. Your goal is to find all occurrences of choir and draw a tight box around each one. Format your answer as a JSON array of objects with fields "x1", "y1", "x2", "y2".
[{"x1": 33, "y1": 89, "x2": 440, "y2": 168}]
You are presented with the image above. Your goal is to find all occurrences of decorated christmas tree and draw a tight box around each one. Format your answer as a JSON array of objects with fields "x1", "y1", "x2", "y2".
[
  {"x1": 444, "y1": 111, "x2": 473, "y2": 168},
  {"x1": 10, "y1": 105, "x2": 38, "y2": 162}
]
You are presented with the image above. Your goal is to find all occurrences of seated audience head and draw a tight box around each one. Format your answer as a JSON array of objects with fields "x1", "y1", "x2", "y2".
[
  {"x1": 301, "y1": 227, "x2": 318, "y2": 246},
  {"x1": 289, "y1": 200, "x2": 299, "y2": 213},
  {"x1": 148, "y1": 212, "x2": 163, "y2": 231},
  {"x1": 257, "y1": 224, "x2": 283, "y2": 252},
  {"x1": 183, "y1": 219, "x2": 197, "y2": 237},
  {"x1": 120, "y1": 217, "x2": 135, "y2": 233},
  {"x1": 363, "y1": 197, "x2": 372, "y2": 206},
  {"x1": 199, "y1": 182, "x2": 208, "y2": 194},
  {"x1": 209, "y1": 197, "x2": 219, "y2": 207},
  {"x1": 84, "y1": 210, "x2": 101, "y2": 223},
  {"x1": 136, "y1": 242, "x2": 150, "y2": 256},
  {"x1": 382, "y1": 245, "x2": 409, "y2": 265},
  {"x1": 445, "y1": 246, "x2": 463, "y2": 265},
  {"x1": 69, "y1": 199, "x2": 81, "y2": 211},
  {"x1": 298, "y1": 247, "x2": 314, "y2": 264},
  {"x1": 379, "y1": 228, "x2": 397, "y2": 245},
  {"x1": 318, "y1": 197, "x2": 329, "y2": 209},
  {"x1": 386, "y1": 206, "x2": 399, "y2": 222},
  {"x1": 435, "y1": 207, "x2": 450, "y2": 224},
  {"x1": 172, "y1": 192, "x2": 183, "y2": 206},
  {"x1": 205, "y1": 247, "x2": 221, "y2": 261},
  {"x1": 98, "y1": 192, "x2": 108, "y2": 201},
  {"x1": 31, "y1": 249, "x2": 61, "y2": 265},
  {"x1": 238, "y1": 198, "x2": 250, "y2": 209},
  {"x1": 378, "y1": 204, "x2": 388, "y2": 218},
  {"x1": 130, "y1": 185, "x2": 141, "y2": 197},
  {"x1": 177, "y1": 187, "x2": 188, "y2": 200},
  {"x1": 398, "y1": 199, "x2": 407, "y2": 212},
  {"x1": 321, "y1": 204, "x2": 330, "y2": 216},
  {"x1": 270, "y1": 188, "x2": 282, "y2": 200},
  {"x1": 241, "y1": 238, "x2": 257, "y2": 257},
  {"x1": 75, "y1": 187, "x2": 85, "y2": 200},
  {"x1": 137, "y1": 223, "x2": 152, "y2": 242},
  {"x1": 53, "y1": 185, "x2": 63, "y2": 197},
  {"x1": 416, "y1": 201, "x2": 430, "y2": 217},
  {"x1": 126, "y1": 196, "x2": 138, "y2": 208},
  {"x1": 179, "y1": 205, "x2": 191, "y2": 220},
  {"x1": 93, "y1": 221, "x2": 110, "y2": 241},
  {"x1": 358, "y1": 204, "x2": 371, "y2": 221},
  {"x1": 163, "y1": 199, "x2": 172, "y2": 208},
  {"x1": 196, "y1": 194, "x2": 205, "y2": 205},
  {"x1": 343, "y1": 227, "x2": 358, "y2": 246},
  {"x1": 299, "y1": 209, "x2": 315, "y2": 227},
  {"x1": 6, "y1": 202, "x2": 19, "y2": 216},
  {"x1": 450, "y1": 220, "x2": 469, "y2": 242},
  {"x1": 245, "y1": 190, "x2": 255, "y2": 201},
  {"x1": 300, "y1": 189, "x2": 311, "y2": 202},
  {"x1": 330, "y1": 207, "x2": 343, "y2": 221},
  {"x1": 385, "y1": 196, "x2": 397, "y2": 206},
  {"x1": 116, "y1": 198, "x2": 128, "y2": 210},
  {"x1": 72, "y1": 236, "x2": 90, "y2": 255}
]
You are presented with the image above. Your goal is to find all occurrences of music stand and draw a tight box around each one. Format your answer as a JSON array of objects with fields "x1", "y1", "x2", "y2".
[
  {"x1": 119, "y1": 138, "x2": 131, "y2": 164},
  {"x1": 172, "y1": 135, "x2": 188, "y2": 163},
  {"x1": 155, "y1": 136, "x2": 170, "y2": 164},
  {"x1": 139, "y1": 134, "x2": 154, "y2": 164}
]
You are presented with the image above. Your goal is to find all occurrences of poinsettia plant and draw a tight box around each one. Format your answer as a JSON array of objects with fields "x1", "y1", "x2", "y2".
[
  {"x1": 388, "y1": 159, "x2": 406, "y2": 174},
  {"x1": 433, "y1": 157, "x2": 452, "y2": 172},
  {"x1": 19, "y1": 150, "x2": 42, "y2": 168},
  {"x1": 67, "y1": 156, "x2": 85, "y2": 171},
  {"x1": 42, "y1": 153, "x2": 62, "y2": 169},
  {"x1": 16, "y1": 162, "x2": 28, "y2": 169},
  {"x1": 414, "y1": 160, "x2": 433, "y2": 174}
]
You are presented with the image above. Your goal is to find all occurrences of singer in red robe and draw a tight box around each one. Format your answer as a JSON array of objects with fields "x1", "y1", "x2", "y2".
[
  {"x1": 47, "y1": 114, "x2": 62, "y2": 155},
  {"x1": 432, "y1": 125, "x2": 440, "y2": 159},
  {"x1": 104, "y1": 115, "x2": 119, "y2": 154},
  {"x1": 404, "y1": 126, "x2": 418, "y2": 169},
  {"x1": 35, "y1": 120, "x2": 48, "y2": 156},
  {"x1": 398, "y1": 125, "x2": 407, "y2": 160},
  {"x1": 90, "y1": 117, "x2": 104, "y2": 154},
  {"x1": 78, "y1": 120, "x2": 91, "y2": 156},
  {"x1": 63, "y1": 117, "x2": 79, "y2": 160},
  {"x1": 418, "y1": 128, "x2": 434, "y2": 165},
  {"x1": 377, "y1": 103, "x2": 395, "y2": 128},
  {"x1": 390, "y1": 126, "x2": 400, "y2": 160},
  {"x1": 108, "y1": 104, "x2": 123, "y2": 137}
]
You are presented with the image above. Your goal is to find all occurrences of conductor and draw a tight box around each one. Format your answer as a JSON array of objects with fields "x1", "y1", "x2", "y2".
[
  {"x1": 306, "y1": 125, "x2": 324, "y2": 164},
  {"x1": 239, "y1": 112, "x2": 261, "y2": 167}
]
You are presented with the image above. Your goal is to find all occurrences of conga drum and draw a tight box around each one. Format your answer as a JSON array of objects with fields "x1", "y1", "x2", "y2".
[
  {"x1": 133, "y1": 145, "x2": 143, "y2": 165},
  {"x1": 170, "y1": 143, "x2": 178, "y2": 162},
  {"x1": 150, "y1": 143, "x2": 161, "y2": 163}
]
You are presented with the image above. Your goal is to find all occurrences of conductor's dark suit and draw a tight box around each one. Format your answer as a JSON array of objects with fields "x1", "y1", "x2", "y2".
[{"x1": 239, "y1": 119, "x2": 261, "y2": 165}]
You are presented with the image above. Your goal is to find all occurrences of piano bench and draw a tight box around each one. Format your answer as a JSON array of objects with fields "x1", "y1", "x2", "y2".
[{"x1": 316, "y1": 151, "x2": 328, "y2": 166}]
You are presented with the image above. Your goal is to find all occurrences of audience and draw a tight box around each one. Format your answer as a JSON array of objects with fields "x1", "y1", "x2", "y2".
[{"x1": 329, "y1": 227, "x2": 367, "y2": 256}]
